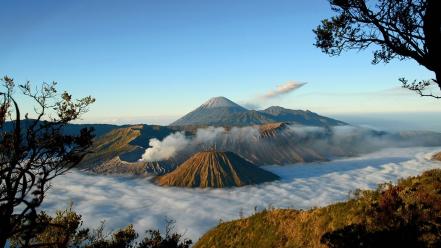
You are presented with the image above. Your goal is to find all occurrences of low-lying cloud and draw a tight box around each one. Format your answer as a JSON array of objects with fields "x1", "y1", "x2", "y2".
[
  {"x1": 140, "y1": 124, "x2": 441, "y2": 164},
  {"x1": 43, "y1": 147, "x2": 441, "y2": 242}
]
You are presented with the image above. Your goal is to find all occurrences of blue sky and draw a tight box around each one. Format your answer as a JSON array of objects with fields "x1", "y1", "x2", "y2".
[{"x1": 1, "y1": 0, "x2": 440, "y2": 126}]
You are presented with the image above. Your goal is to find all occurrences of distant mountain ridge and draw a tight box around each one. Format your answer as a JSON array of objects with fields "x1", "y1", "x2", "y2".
[{"x1": 170, "y1": 96, "x2": 346, "y2": 127}]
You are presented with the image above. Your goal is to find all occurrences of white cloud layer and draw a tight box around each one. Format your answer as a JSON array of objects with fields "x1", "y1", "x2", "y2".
[
  {"x1": 140, "y1": 124, "x2": 441, "y2": 163},
  {"x1": 43, "y1": 147, "x2": 441, "y2": 242}
]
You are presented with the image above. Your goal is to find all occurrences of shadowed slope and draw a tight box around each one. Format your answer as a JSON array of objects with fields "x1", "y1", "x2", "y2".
[{"x1": 157, "y1": 151, "x2": 279, "y2": 188}]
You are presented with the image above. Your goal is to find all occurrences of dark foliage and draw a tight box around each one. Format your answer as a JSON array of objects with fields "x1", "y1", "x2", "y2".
[
  {"x1": 137, "y1": 219, "x2": 192, "y2": 248},
  {"x1": 10, "y1": 208, "x2": 192, "y2": 248},
  {"x1": 0, "y1": 76, "x2": 95, "y2": 247},
  {"x1": 321, "y1": 224, "x2": 421, "y2": 248},
  {"x1": 314, "y1": 0, "x2": 441, "y2": 98},
  {"x1": 321, "y1": 170, "x2": 441, "y2": 248}
]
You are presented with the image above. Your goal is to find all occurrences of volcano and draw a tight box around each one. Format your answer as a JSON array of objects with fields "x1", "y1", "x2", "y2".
[
  {"x1": 156, "y1": 150, "x2": 279, "y2": 188},
  {"x1": 169, "y1": 96, "x2": 346, "y2": 127},
  {"x1": 170, "y1": 97, "x2": 250, "y2": 126}
]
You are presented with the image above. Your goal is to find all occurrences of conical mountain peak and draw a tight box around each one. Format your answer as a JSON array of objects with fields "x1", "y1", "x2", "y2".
[
  {"x1": 201, "y1": 96, "x2": 247, "y2": 109},
  {"x1": 169, "y1": 96, "x2": 248, "y2": 126}
]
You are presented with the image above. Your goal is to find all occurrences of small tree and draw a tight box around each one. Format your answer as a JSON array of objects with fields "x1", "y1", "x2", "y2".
[
  {"x1": 137, "y1": 218, "x2": 192, "y2": 248},
  {"x1": 314, "y1": 0, "x2": 441, "y2": 98},
  {"x1": 10, "y1": 206, "x2": 90, "y2": 248},
  {"x1": 11, "y1": 207, "x2": 192, "y2": 248},
  {"x1": 0, "y1": 76, "x2": 95, "y2": 247}
]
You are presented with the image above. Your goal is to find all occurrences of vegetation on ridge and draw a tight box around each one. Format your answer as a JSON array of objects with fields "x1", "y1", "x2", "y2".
[
  {"x1": 195, "y1": 169, "x2": 441, "y2": 248},
  {"x1": 10, "y1": 207, "x2": 192, "y2": 248}
]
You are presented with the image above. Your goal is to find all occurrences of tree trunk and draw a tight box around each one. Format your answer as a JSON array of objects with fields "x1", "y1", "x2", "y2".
[
  {"x1": 424, "y1": 0, "x2": 441, "y2": 91},
  {"x1": 0, "y1": 234, "x2": 8, "y2": 248},
  {"x1": 0, "y1": 217, "x2": 12, "y2": 248},
  {"x1": 0, "y1": 206, "x2": 15, "y2": 248},
  {"x1": 436, "y1": 69, "x2": 441, "y2": 91}
]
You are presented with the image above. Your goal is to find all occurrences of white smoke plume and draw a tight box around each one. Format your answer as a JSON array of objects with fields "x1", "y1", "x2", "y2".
[
  {"x1": 242, "y1": 81, "x2": 307, "y2": 109},
  {"x1": 141, "y1": 126, "x2": 260, "y2": 162},
  {"x1": 141, "y1": 132, "x2": 189, "y2": 162},
  {"x1": 194, "y1": 126, "x2": 226, "y2": 144},
  {"x1": 262, "y1": 81, "x2": 307, "y2": 99}
]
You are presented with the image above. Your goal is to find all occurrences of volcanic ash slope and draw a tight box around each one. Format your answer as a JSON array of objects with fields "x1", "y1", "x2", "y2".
[{"x1": 156, "y1": 151, "x2": 280, "y2": 188}]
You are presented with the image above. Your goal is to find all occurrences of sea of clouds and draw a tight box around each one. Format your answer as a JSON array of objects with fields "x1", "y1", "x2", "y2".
[
  {"x1": 140, "y1": 124, "x2": 441, "y2": 163},
  {"x1": 42, "y1": 147, "x2": 441, "y2": 242}
]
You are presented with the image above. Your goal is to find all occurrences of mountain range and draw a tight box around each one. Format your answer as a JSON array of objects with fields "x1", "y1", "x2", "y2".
[
  {"x1": 7, "y1": 97, "x2": 441, "y2": 185},
  {"x1": 170, "y1": 96, "x2": 347, "y2": 127}
]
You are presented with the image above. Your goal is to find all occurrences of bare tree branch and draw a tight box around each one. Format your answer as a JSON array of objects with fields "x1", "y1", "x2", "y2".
[
  {"x1": 314, "y1": 0, "x2": 441, "y2": 96},
  {"x1": 0, "y1": 76, "x2": 95, "y2": 247}
]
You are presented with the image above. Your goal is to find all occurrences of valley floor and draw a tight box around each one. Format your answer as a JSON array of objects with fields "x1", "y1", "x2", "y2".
[{"x1": 42, "y1": 146, "x2": 441, "y2": 242}]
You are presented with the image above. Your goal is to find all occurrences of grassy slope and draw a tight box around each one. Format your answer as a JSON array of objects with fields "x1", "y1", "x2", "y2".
[
  {"x1": 78, "y1": 124, "x2": 176, "y2": 169},
  {"x1": 195, "y1": 169, "x2": 441, "y2": 248},
  {"x1": 195, "y1": 202, "x2": 361, "y2": 248},
  {"x1": 78, "y1": 125, "x2": 143, "y2": 168}
]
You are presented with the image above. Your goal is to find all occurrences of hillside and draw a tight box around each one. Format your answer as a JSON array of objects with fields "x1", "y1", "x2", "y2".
[
  {"x1": 170, "y1": 96, "x2": 346, "y2": 127},
  {"x1": 93, "y1": 157, "x2": 148, "y2": 176},
  {"x1": 78, "y1": 124, "x2": 176, "y2": 168},
  {"x1": 156, "y1": 151, "x2": 280, "y2": 188},
  {"x1": 433, "y1": 151, "x2": 441, "y2": 161},
  {"x1": 195, "y1": 169, "x2": 441, "y2": 248},
  {"x1": 258, "y1": 122, "x2": 290, "y2": 138},
  {"x1": 93, "y1": 157, "x2": 176, "y2": 176}
]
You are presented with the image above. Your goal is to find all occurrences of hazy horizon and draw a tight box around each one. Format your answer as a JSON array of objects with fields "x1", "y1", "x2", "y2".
[{"x1": 73, "y1": 106, "x2": 441, "y2": 133}]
